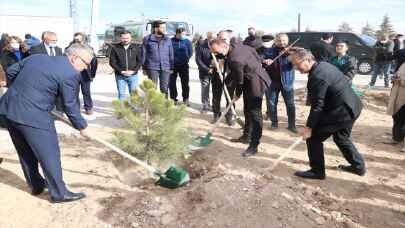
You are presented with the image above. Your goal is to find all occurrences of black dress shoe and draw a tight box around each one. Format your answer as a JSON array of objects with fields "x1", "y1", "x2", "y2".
[
  {"x1": 230, "y1": 135, "x2": 250, "y2": 144},
  {"x1": 242, "y1": 146, "x2": 258, "y2": 157},
  {"x1": 287, "y1": 127, "x2": 298, "y2": 134},
  {"x1": 338, "y1": 165, "x2": 366, "y2": 176},
  {"x1": 31, "y1": 180, "x2": 48, "y2": 195},
  {"x1": 294, "y1": 170, "x2": 325, "y2": 180},
  {"x1": 52, "y1": 191, "x2": 86, "y2": 203},
  {"x1": 31, "y1": 187, "x2": 45, "y2": 196}
]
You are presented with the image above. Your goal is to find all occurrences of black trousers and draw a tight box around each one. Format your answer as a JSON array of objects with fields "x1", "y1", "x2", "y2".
[
  {"x1": 80, "y1": 77, "x2": 93, "y2": 111},
  {"x1": 211, "y1": 73, "x2": 236, "y2": 117},
  {"x1": 243, "y1": 96, "x2": 263, "y2": 147},
  {"x1": 307, "y1": 122, "x2": 365, "y2": 175},
  {"x1": 169, "y1": 64, "x2": 189, "y2": 102},
  {"x1": 393, "y1": 105, "x2": 405, "y2": 142}
]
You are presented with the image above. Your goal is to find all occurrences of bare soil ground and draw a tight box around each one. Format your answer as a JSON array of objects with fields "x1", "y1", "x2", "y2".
[{"x1": 1, "y1": 85, "x2": 405, "y2": 228}]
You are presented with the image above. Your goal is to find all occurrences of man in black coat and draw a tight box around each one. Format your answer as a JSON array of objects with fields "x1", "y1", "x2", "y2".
[
  {"x1": 310, "y1": 33, "x2": 334, "y2": 62},
  {"x1": 30, "y1": 31, "x2": 63, "y2": 56},
  {"x1": 291, "y1": 48, "x2": 366, "y2": 179},
  {"x1": 243, "y1": 27, "x2": 263, "y2": 52},
  {"x1": 210, "y1": 39, "x2": 271, "y2": 156}
]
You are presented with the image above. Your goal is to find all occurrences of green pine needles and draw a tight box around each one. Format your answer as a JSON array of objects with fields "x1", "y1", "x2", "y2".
[{"x1": 112, "y1": 79, "x2": 191, "y2": 164}]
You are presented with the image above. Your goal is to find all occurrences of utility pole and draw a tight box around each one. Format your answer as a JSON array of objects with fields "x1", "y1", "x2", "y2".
[
  {"x1": 298, "y1": 13, "x2": 301, "y2": 32},
  {"x1": 69, "y1": 0, "x2": 80, "y2": 32},
  {"x1": 90, "y1": 0, "x2": 99, "y2": 52}
]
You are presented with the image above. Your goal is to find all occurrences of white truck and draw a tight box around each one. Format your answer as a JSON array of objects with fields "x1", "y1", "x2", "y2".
[{"x1": 0, "y1": 15, "x2": 74, "y2": 50}]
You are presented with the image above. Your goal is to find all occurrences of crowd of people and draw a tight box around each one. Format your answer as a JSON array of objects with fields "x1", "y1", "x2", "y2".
[{"x1": 0, "y1": 21, "x2": 404, "y2": 203}]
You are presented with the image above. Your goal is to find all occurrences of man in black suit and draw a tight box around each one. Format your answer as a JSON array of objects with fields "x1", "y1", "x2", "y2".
[
  {"x1": 310, "y1": 33, "x2": 334, "y2": 62},
  {"x1": 291, "y1": 48, "x2": 366, "y2": 179},
  {"x1": 210, "y1": 39, "x2": 271, "y2": 157},
  {"x1": 0, "y1": 43, "x2": 92, "y2": 203},
  {"x1": 30, "y1": 31, "x2": 63, "y2": 56}
]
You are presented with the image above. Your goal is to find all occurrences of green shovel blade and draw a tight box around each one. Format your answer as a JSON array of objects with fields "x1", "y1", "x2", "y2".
[{"x1": 156, "y1": 165, "x2": 190, "y2": 189}]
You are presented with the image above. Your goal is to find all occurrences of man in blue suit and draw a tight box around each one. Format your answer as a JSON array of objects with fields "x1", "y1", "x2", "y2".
[{"x1": 0, "y1": 43, "x2": 92, "y2": 203}]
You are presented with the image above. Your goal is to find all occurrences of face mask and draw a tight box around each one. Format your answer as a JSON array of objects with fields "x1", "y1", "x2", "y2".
[
  {"x1": 263, "y1": 41, "x2": 274, "y2": 48},
  {"x1": 248, "y1": 32, "x2": 255, "y2": 37},
  {"x1": 49, "y1": 43, "x2": 57, "y2": 48},
  {"x1": 11, "y1": 43, "x2": 20, "y2": 50}
]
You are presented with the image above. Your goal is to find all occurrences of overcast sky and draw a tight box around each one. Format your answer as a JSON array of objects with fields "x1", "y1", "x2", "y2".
[{"x1": 1, "y1": 0, "x2": 404, "y2": 36}]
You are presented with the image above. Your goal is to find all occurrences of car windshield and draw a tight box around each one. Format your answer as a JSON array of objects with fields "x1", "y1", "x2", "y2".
[
  {"x1": 357, "y1": 34, "x2": 376, "y2": 47},
  {"x1": 165, "y1": 22, "x2": 190, "y2": 35}
]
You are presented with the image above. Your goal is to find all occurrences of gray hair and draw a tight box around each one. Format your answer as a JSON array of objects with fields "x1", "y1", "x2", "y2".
[
  {"x1": 65, "y1": 43, "x2": 93, "y2": 58},
  {"x1": 291, "y1": 48, "x2": 315, "y2": 61},
  {"x1": 42, "y1": 31, "x2": 57, "y2": 40},
  {"x1": 276, "y1": 33, "x2": 289, "y2": 40}
]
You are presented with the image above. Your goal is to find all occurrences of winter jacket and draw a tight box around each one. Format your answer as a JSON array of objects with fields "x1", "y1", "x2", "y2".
[
  {"x1": 261, "y1": 47, "x2": 295, "y2": 91},
  {"x1": 243, "y1": 35, "x2": 263, "y2": 51},
  {"x1": 310, "y1": 41, "x2": 335, "y2": 62},
  {"x1": 109, "y1": 43, "x2": 142, "y2": 74},
  {"x1": 24, "y1": 37, "x2": 41, "y2": 50},
  {"x1": 227, "y1": 43, "x2": 271, "y2": 98},
  {"x1": 0, "y1": 49, "x2": 29, "y2": 70},
  {"x1": 142, "y1": 34, "x2": 174, "y2": 71},
  {"x1": 171, "y1": 37, "x2": 192, "y2": 66},
  {"x1": 330, "y1": 55, "x2": 357, "y2": 81},
  {"x1": 387, "y1": 63, "x2": 405, "y2": 116},
  {"x1": 195, "y1": 40, "x2": 212, "y2": 76},
  {"x1": 374, "y1": 40, "x2": 394, "y2": 63}
]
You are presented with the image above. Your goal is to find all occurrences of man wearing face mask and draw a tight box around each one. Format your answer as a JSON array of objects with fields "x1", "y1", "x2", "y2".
[
  {"x1": 257, "y1": 34, "x2": 275, "y2": 119},
  {"x1": 169, "y1": 28, "x2": 193, "y2": 105},
  {"x1": 142, "y1": 20, "x2": 174, "y2": 97},
  {"x1": 66, "y1": 33, "x2": 98, "y2": 115},
  {"x1": 0, "y1": 43, "x2": 92, "y2": 202},
  {"x1": 210, "y1": 38, "x2": 271, "y2": 157},
  {"x1": 0, "y1": 36, "x2": 30, "y2": 71},
  {"x1": 30, "y1": 31, "x2": 63, "y2": 56},
  {"x1": 208, "y1": 31, "x2": 237, "y2": 125},
  {"x1": 262, "y1": 33, "x2": 297, "y2": 133}
]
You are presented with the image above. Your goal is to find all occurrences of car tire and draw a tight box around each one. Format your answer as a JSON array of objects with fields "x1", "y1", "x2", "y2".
[{"x1": 357, "y1": 59, "x2": 373, "y2": 75}]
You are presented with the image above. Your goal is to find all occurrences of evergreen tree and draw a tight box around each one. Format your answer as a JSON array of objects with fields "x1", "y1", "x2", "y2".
[
  {"x1": 361, "y1": 21, "x2": 376, "y2": 37},
  {"x1": 376, "y1": 14, "x2": 396, "y2": 37},
  {"x1": 112, "y1": 79, "x2": 191, "y2": 164},
  {"x1": 338, "y1": 22, "x2": 354, "y2": 32}
]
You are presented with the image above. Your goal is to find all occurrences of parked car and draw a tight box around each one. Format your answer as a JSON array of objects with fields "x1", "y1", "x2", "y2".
[{"x1": 286, "y1": 32, "x2": 376, "y2": 74}]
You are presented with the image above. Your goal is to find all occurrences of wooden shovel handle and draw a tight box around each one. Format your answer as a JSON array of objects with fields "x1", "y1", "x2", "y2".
[{"x1": 51, "y1": 111, "x2": 158, "y2": 174}]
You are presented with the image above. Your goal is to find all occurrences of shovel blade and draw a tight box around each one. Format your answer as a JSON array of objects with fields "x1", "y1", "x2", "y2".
[{"x1": 156, "y1": 165, "x2": 190, "y2": 189}]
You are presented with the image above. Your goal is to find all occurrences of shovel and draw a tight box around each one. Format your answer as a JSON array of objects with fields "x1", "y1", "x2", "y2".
[
  {"x1": 211, "y1": 53, "x2": 245, "y2": 128},
  {"x1": 51, "y1": 111, "x2": 190, "y2": 189},
  {"x1": 266, "y1": 137, "x2": 303, "y2": 171},
  {"x1": 192, "y1": 97, "x2": 238, "y2": 148}
]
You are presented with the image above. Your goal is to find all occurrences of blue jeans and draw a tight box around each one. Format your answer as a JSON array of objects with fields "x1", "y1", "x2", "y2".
[
  {"x1": 115, "y1": 73, "x2": 139, "y2": 101},
  {"x1": 267, "y1": 85, "x2": 296, "y2": 128},
  {"x1": 370, "y1": 62, "x2": 391, "y2": 86},
  {"x1": 147, "y1": 70, "x2": 170, "y2": 97}
]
